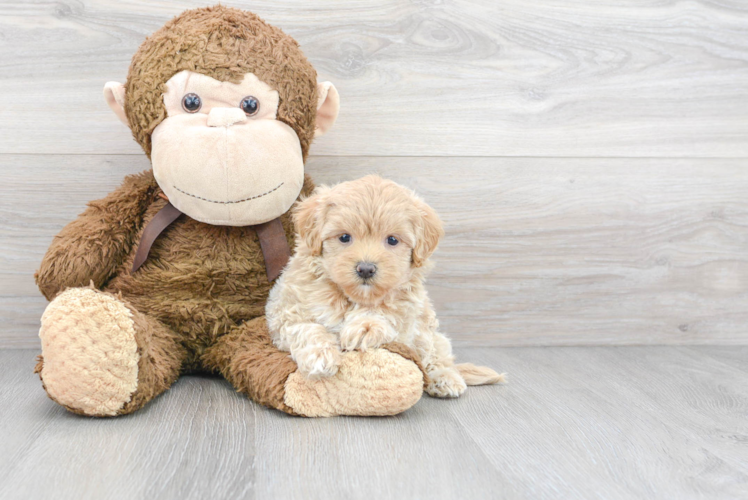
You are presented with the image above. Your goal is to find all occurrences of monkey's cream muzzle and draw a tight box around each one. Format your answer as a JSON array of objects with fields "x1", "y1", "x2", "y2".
[
  {"x1": 148, "y1": 70, "x2": 305, "y2": 226},
  {"x1": 151, "y1": 111, "x2": 304, "y2": 226}
]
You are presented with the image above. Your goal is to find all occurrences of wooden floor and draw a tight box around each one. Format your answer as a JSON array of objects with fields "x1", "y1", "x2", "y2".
[{"x1": 1, "y1": 346, "x2": 746, "y2": 500}]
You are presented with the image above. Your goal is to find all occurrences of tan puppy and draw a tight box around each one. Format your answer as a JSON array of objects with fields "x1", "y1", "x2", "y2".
[{"x1": 266, "y1": 175, "x2": 504, "y2": 398}]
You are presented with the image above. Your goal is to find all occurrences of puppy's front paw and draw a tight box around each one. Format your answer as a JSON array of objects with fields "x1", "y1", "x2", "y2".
[
  {"x1": 426, "y1": 367, "x2": 467, "y2": 398},
  {"x1": 339, "y1": 317, "x2": 396, "y2": 352},
  {"x1": 294, "y1": 344, "x2": 342, "y2": 379}
]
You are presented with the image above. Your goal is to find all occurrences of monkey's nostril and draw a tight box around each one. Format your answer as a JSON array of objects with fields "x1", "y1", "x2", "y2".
[{"x1": 356, "y1": 262, "x2": 377, "y2": 280}]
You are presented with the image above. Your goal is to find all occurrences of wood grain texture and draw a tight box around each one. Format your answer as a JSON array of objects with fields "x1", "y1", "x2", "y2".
[
  {"x1": 0, "y1": 351, "x2": 256, "y2": 500},
  {"x1": 1, "y1": 0, "x2": 747, "y2": 156},
  {"x1": 452, "y1": 346, "x2": 748, "y2": 500},
  {"x1": 2, "y1": 155, "x2": 746, "y2": 348},
  {"x1": 1, "y1": 347, "x2": 746, "y2": 499}
]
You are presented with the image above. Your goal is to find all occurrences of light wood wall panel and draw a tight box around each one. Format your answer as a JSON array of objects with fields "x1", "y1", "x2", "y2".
[
  {"x1": 2, "y1": 155, "x2": 746, "y2": 348},
  {"x1": 2, "y1": 0, "x2": 746, "y2": 347},
  {"x1": 0, "y1": 0, "x2": 747, "y2": 157}
]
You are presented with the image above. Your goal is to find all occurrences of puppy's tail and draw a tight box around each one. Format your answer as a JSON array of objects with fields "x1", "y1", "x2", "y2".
[{"x1": 455, "y1": 363, "x2": 507, "y2": 385}]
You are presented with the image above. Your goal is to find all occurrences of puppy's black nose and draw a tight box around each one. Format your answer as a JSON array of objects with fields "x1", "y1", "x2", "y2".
[{"x1": 356, "y1": 262, "x2": 377, "y2": 279}]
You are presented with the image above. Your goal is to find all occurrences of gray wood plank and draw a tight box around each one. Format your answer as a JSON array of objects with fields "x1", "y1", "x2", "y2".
[
  {"x1": 450, "y1": 346, "x2": 748, "y2": 500},
  {"x1": 2, "y1": 155, "x2": 747, "y2": 348},
  {"x1": 697, "y1": 346, "x2": 748, "y2": 375},
  {"x1": 251, "y1": 399, "x2": 510, "y2": 500},
  {"x1": 0, "y1": 351, "x2": 256, "y2": 500},
  {"x1": 1, "y1": 347, "x2": 747, "y2": 499},
  {"x1": 1, "y1": 0, "x2": 747, "y2": 156}
]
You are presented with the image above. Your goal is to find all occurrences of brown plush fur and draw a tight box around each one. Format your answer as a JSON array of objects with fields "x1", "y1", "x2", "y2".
[
  {"x1": 125, "y1": 5, "x2": 318, "y2": 159},
  {"x1": 35, "y1": 173, "x2": 156, "y2": 300},
  {"x1": 38, "y1": 170, "x2": 313, "y2": 365},
  {"x1": 34, "y1": 170, "x2": 314, "y2": 414},
  {"x1": 35, "y1": 6, "x2": 427, "y2": 418},
  {"x1": 202, "y1": 316, "x2": 301, "y2": 415},
  {"x1": 120, "y1": 300, "x2": 189, "y2": 414}
]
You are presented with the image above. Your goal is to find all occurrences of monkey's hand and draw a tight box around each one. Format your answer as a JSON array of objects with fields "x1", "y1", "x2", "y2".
[
  {"x1": 339, "y1": 314, "x2": 397, "y2": 352},
  {"x1": 35, "y1": 171, "x2": 156, "y2": 300}
]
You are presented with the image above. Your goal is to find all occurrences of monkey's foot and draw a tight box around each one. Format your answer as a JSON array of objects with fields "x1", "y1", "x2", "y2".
[
  {"x1": 283, "y1": 344, "x2": 425, "y2": 417},
  {"x1": 38, "y1": 288, "x2": 140, "y2": 416}
]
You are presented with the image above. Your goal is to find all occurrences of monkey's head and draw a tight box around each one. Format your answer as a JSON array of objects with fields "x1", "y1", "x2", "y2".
[{"x1": 103, "y1": 6, "x2": 339, "y2": 226}]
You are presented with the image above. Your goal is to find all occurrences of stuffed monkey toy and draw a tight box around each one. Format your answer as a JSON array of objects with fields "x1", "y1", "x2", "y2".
[{"x1": 34, "y1": 6, "x2": 426, "y2": 417}]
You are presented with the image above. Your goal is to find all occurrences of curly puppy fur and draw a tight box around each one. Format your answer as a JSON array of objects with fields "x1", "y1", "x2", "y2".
[{"x1": 267, "y1": 176, "x2": 505, "y2": 398}]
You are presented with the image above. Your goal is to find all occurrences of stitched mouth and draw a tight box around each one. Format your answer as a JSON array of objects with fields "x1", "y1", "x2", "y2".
[{"x1": 172, "y1": 182, "x2": 284, "y2": 204}]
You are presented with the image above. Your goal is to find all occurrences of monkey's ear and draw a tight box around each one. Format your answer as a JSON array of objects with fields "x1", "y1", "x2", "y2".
[
  {"x1": 103, "y1": 82, "x2": 129, "y2": 126},
  {"x1": 314, "y1": 82, "x2": 339, "y2": 138},
  {"x1": 412, "y1": 199, "x2": 445, "y2": 268},
  {"x1": 292, "y1": 186, "x2": 331, "y2": 256}
]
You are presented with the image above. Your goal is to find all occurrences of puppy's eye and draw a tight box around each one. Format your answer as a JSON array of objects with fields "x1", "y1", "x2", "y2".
[
  {"x1": 182, "y1": 93, "x2": 202, "y2": 113},
  {"x1": 339, "y1": 234, "x2": 351, "y2": 243},
  {"x1": 387, "y1": 236, "x2": 399, "y2": 246},
  {"x1": 240, "y1": 96, "x2": 260, "y2": 116}
]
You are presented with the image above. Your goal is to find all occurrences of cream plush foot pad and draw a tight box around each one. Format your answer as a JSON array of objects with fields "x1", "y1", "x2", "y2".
[
  {"x1": 39, "y1": 288, "x2": 139, "y2": 416},
  {"x1": 283, "y1": 348, "x2": 424, "y2": 417}
]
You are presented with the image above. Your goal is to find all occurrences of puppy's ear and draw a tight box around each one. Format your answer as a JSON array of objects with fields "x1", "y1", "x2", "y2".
[
  {"x1": 293, "y1": 187, "x2": 330, "y2": 256},
  {"x1": 412, "y1": 198, "x2": 445, "y2": 267}
]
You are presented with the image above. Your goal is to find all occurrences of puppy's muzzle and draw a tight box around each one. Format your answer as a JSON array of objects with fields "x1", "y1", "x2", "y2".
[{"x1": 356, "y1": 262, "x2": 377, "y2": 280}]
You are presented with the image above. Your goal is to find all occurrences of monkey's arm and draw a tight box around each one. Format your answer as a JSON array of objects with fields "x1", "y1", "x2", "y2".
[{"x1": 35, "y1": 170, "x2": 157, "y2": 300}]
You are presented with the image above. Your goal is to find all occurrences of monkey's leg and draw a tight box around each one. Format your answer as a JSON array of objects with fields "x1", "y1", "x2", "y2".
[
  {"x1": 202, "y1": 316, "x2": 426, "y2": 417},
  {"x1": 36, "y1": 287, "x2": 187, "y2": 416}
]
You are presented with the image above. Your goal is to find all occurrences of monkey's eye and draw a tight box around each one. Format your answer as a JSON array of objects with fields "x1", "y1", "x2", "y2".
[
  {"x1": 240, "y1": 96, "x2": 260, "y2": 116},
  {"x1": 181, "y1": 93, "x2": 202, "y2": 113},
  {"x1": 339, "y1": 234, "x2": 351, "y2": 243},
  {"x1": 387, "y1": 236, "x2": 399, "y2": 246}
]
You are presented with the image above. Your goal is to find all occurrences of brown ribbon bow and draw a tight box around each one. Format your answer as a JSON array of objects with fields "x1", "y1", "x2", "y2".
[{"x1": 131, "y1": 200, "x2": 291, "y2": 281}]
